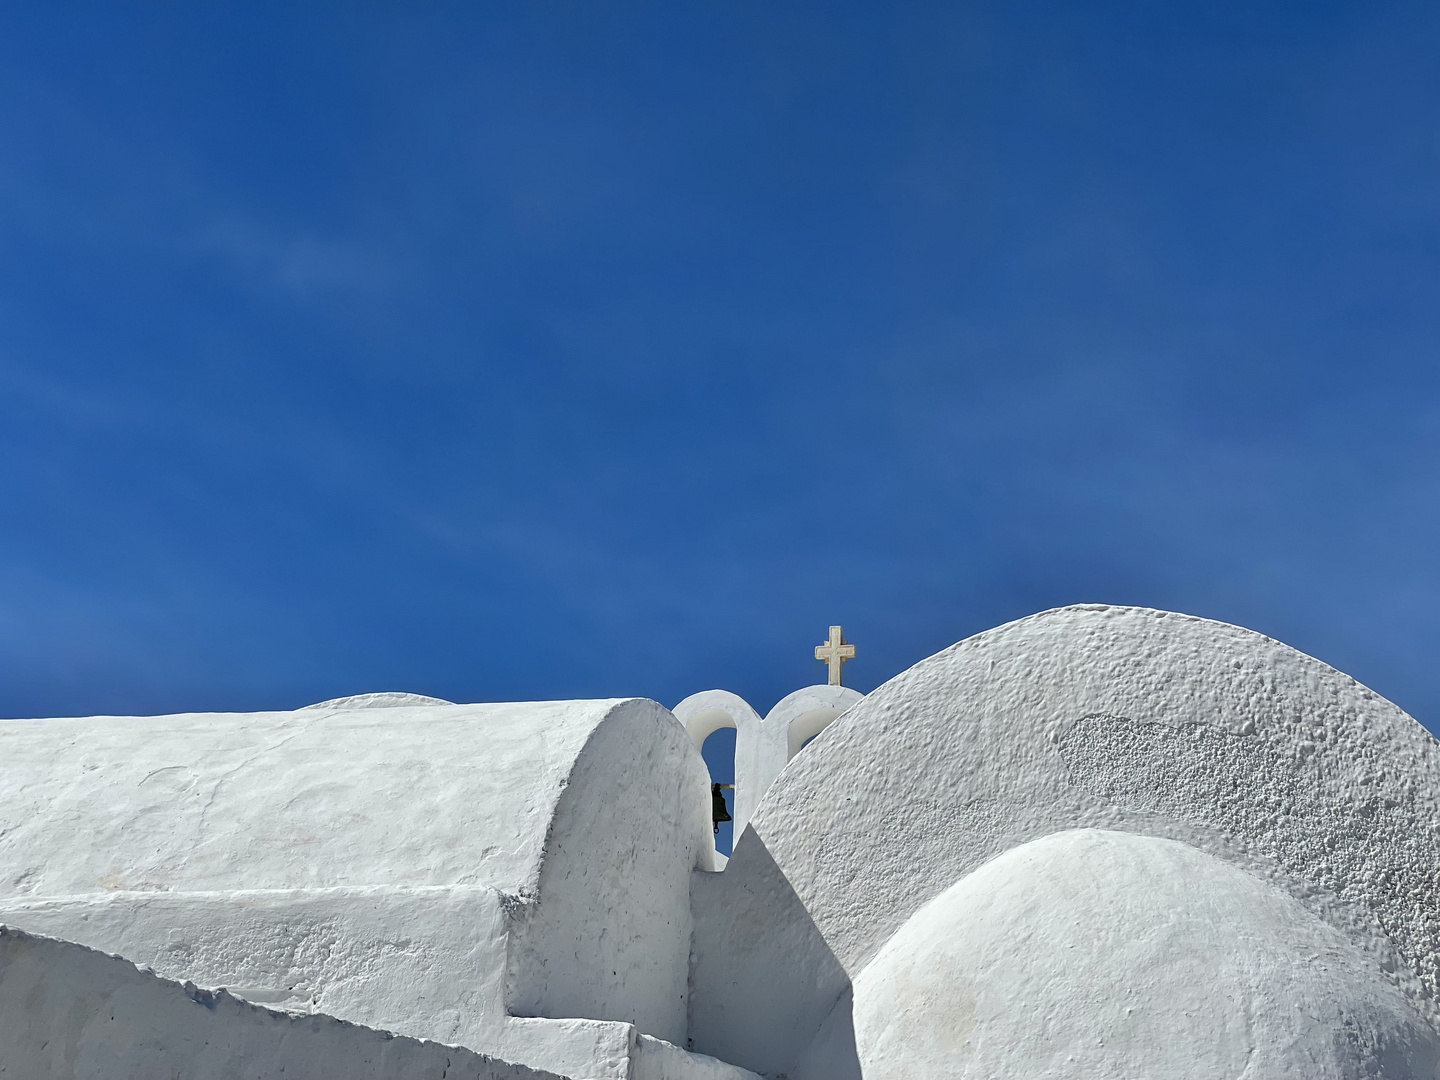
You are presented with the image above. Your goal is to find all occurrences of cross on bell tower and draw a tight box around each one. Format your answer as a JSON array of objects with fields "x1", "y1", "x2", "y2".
[{"x1": 814, "y1": 625, "x2": 856, "y2": 686}]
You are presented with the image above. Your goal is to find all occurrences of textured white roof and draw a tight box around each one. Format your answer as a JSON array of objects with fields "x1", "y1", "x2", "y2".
[
  {"x1": 0, "y1": 698, "x2": 636, "y2": 898},
  {"x1": 756, "y1": 605, "x2": 1440, "y2": 993}
]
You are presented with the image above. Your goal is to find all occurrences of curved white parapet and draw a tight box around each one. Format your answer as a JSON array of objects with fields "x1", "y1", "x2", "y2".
[
  {"x1": 673, "y1": 690, "x2": 763, "y2": 753},
  {"x1": 673, "y1": 691, "x2": 764, "y2": 867},
  {"x1": 673, "y1": 685, "x2": 865, "y2": 845}
]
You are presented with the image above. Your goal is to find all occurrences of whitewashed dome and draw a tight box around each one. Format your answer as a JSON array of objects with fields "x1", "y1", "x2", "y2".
[
  {"x1": 850, "y1": 828, "x2": 1440, "y2": 1080},
  {"x1": 693, "y1": 606, "x2": 1440, "y2": 1076},
  {"x1": 300, "y1": 691, "x2": 454, "y2": 709}
]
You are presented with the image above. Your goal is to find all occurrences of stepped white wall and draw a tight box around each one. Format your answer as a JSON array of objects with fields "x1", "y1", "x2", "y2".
[
  {"x1": 0, "y1": 696, "x2": 715, "y2": 1078},
  {"x1": 0, "y1": 925, "x2": 563, "y2": 1080}
]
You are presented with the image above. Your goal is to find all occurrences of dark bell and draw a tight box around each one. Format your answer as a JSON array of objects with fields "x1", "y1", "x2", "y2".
[{"x1": 711, "y1": 783, "x2": 732, "y2": 834}]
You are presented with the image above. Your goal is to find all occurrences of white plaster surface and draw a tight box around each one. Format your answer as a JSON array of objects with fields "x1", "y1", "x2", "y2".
[
  {"x1": 673, "y1": 685, "x2": 862, "y2": 841},
  {"x1": 0, "y1": 697, "x2": 631, "y2": 897},
  {"x1": 498, "y1": 1017, "x2": 633, "y2": 1080},
  {"x1": 0, "y1": 696, "x2": 716, "y2": 1079},
  {"x1": 506, "y1": 698, "x2": 712, "y2": 1045},
  {"x1": 301, "y1": 690, "x2": 456, "y2": 709},
  {"x1": 848, "y1": 829, "x2": 1439, "y2": 1079},
  {"x1": 675, "y1": 691, "x2": 761, "y2": 752},
  {"x1": 8, "y1": 604, "x2": 1440, "y2": 1080},
  {"x1": 632, "y1": 1035, "x2": 762, "y2": 1080},
  {"x1": 747, "y1": 685, "x2": 863, "y2": 839},
  {"x1": 688, "y1": 833, "x2": 851, "y2": 1077},
  {"x1": 0, "y1": 885, "x2": 511, "y2": 1032},
  {"x1": 689, "y1": 605, "x2": 1440, "y2": 1076},
  {"x1": 0, "y1": 924, "x2": 563, "y2": 1080},
  {"x1": 0, "y1": 917, "x2": 764, "y2": 1080}
]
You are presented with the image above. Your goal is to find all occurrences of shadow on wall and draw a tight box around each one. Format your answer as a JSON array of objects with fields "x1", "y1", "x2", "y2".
[{"x1": 689, "y1": 829, "x2": 860, "y2": 1079}]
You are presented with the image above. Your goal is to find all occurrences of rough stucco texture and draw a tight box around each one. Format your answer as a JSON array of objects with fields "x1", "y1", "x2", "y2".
[
  {"x1": 0, "y1": 698, "x2": 634, "y2": 897},
  {"x1": 509, "y1": 696, "x2": 713, "y2": 1044},
  {"x1": 851, "y1": 829, "x2": 1440, "y2": 1079},
  {"x1": 694, "y1": 605, "x2": 1440, "y2": 1073},
  {"x1": 0, "y1": 696, "x2": 714, "y2": 1073},
  {"x1": 0, "y1": 924, "x2": 564, "y2": 1080},
  {"x1": 0, "y1": 884, "x2": 513, "y2": 1046},
  {"x1": 765, "y1": 606, "x2": 1440, "y2": 996}
]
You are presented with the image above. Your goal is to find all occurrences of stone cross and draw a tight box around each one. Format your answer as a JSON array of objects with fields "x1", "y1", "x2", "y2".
[{"x1": 814, "y1": 625, "x2": 856, "y2": 686}]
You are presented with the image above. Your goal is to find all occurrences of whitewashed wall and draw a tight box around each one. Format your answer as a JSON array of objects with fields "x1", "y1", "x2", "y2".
[
  {"x1": 0, "y1": 696, "x2": 719, "y2": 1080},
  {"x1": 0, "y1": 924, "x2": 563, "y2": 1080}
]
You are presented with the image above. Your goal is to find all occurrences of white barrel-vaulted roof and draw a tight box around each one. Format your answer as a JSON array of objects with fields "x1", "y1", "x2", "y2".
[
  {"x1": 0, "y1": 695, "x2": 721, "y2": 1078},
  {"x1": 0, "y1": 697, "x2": 669, "y2": 898}
]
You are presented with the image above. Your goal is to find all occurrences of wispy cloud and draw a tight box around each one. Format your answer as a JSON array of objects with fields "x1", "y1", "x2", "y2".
[{"x1": 190, "y1": 216, "x2": 398, "y2": 299}]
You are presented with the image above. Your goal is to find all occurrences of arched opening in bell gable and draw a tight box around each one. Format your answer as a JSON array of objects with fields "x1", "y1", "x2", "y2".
[{"x1": 700, "y1": 726, "x2": 737, "y2": 856}]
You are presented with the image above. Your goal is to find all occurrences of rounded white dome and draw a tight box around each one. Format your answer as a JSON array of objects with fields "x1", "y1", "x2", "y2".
[
  {"x1": 851, "y1": 829, "x2": 1438, "y2": 1079},
  {"x1": 300, "y1": 691, "x2": 454, "y2": 710}
]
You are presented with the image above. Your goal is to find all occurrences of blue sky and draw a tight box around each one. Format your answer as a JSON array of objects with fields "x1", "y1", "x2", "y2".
[{"x1": 1, "y1": 0, "x2": 1437, "y2": 772}]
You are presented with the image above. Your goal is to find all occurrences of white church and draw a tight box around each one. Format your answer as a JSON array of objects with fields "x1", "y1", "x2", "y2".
[{"x1": 2, "y1": 604, "x2": 1440, "y2": 1079}]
